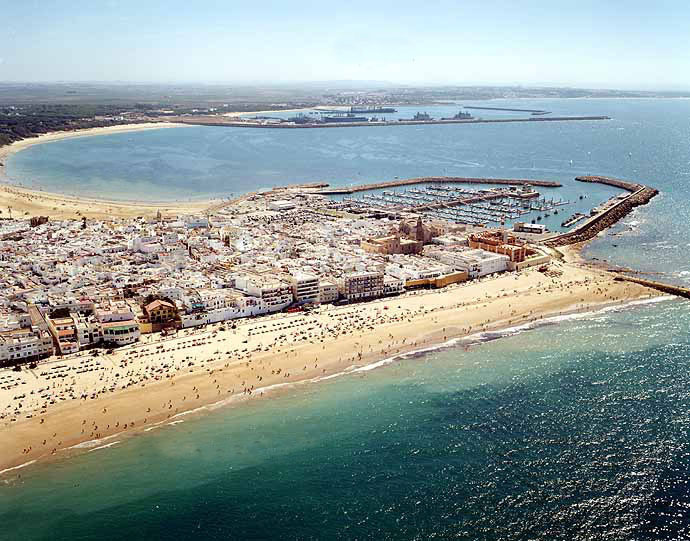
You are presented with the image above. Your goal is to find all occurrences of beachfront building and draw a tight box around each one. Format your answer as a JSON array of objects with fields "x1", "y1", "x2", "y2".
[
  {"x1": 290, "y1": 272, "x2": 320, "y2": 305},
  {"x1": 45, "y1": 314, "x2": 80, "y2": 355},
  {"x1": 0, "y1": 326, "x2": 54, "y2": 367},
  {"x1": 318, "y1": 280, "x2": 339, "y2": 304},
  {"x1": 235, "y1": 274, "x2": 293, "y2": 312},
  {"x1": 426, "y1": 248, "x2": 509, "y2": 279},
  {"x1": 74, "y1": 313, "x2": 104, "y2": 347},
  {"x1": 102, "y1": 320, "x2": 141, "y2": 346},
  {"x1": 338, "y1": 271, "x2": 384, "y2": 302},
  {"x1": 383, "y1": 276, "x2": 405, "y2": 296},
  {"x1": 144, "y1": 299, "x2": 178, "y2": 325}
]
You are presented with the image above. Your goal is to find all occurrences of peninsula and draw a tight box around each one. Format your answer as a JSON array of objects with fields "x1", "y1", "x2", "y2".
[{"x1": 0, "y1": 167, "x2": 670, "y2": 476}]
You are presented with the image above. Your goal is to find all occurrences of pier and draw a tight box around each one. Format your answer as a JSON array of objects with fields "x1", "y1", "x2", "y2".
[{"x1": 317, "y1": 176, "x2": 562, "y2": 195}]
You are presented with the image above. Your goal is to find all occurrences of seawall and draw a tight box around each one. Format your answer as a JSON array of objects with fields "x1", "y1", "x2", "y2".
[
  {"x1": 546, "y1": 176, "x2": 658, "y2": 247},
  {"x1": 317, "y1": 176, "x2": 562, "y2": 195}
]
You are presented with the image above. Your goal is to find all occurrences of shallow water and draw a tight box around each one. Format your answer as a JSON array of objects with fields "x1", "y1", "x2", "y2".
[{"x1": 2, "y1": 298, "x2": 690, "y2": 540}]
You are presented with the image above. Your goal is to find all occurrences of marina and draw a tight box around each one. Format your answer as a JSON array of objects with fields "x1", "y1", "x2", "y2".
[{"x1": 338, "y1": 184, "x2": 570, "y2": 227}]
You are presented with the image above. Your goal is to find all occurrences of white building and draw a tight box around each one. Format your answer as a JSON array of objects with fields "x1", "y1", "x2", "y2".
[
  {"x1": 383, "y1": 276, "x2": 405, "y2": 296},
  {"x1": 428, "y1": 249, "x2": 509, "y2": 278},
  {"x1": 102, "y1": 320, "x2": 141, "y2": 346},
  {"x1": 318, "y1": 280, "x2": 339, "y2": 304},
  {"x1": 268, "y1": 200, "x2": 296, "y2": 211},
  {"x1": 0, "y1": 328, "x2": 54, "y2": 366},
  {"x1": 235, "y1": 275, "x2": 293, "y2": 312},
  {"x1": 339, "y1": 271, "x2": 384, "y2": 302},
  {"x1": 290, "y1": 272, "x2": 320, "y2": 304}
]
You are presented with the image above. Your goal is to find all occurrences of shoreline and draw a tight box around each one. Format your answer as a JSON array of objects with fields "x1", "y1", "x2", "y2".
[
  {"x1": 0, "y1": 121, "x2": 189, "y2": 176},
  {"x1": 4, "y1": 294, "x2": 672, "y2": 478},
  {"x1": 0, "y1": 260, "x2": 663, "y2": 476},
  {"x1": 0, "y1": 122, "x2": 223, "y2": 219}
]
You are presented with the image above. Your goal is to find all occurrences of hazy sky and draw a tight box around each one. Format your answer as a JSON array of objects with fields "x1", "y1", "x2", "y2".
[{"x1": 2, "y1": 0, "x2": 689, "y2": 89}]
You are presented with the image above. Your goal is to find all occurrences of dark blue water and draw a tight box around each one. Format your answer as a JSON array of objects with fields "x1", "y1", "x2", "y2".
[{"x1": 3, "y1": 99, "x2": 690, "y2": 539}]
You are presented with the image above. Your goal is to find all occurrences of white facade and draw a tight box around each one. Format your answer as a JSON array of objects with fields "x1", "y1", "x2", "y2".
[
  {"x1": 235, "y1": 275, "x2": 293, "y2": 312},
  {"x1": 291, "y1": 272, "x2": 320, "y2": 304},
  {"x1": 432, "y1": 249, "x2": 509, "y2": 278},
  {"x1": 318, "y1": 281, "x2": 339, "y2": 304},
  {"x1": 0, "y1": 328, "x2": 53, "y2": 365},
  {"x1": 102, "y1": 321, "x2": 140, "y2": 346},
  {"x1": 268, "y1": 200, "x2": 296, "y2": 211},
  {"x1": 383, "y1": 276, "x2": 405, "y2": 296}
]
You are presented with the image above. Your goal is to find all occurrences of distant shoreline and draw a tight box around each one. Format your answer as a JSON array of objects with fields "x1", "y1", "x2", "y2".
[{"x1": 172, "y1": 115, "x2": 611, "y2": 129}]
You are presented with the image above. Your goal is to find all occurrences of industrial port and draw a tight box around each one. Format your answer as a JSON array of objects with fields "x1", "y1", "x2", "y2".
[{"x1": 173, "y1": 114, "x2": 610, "y2": 129}]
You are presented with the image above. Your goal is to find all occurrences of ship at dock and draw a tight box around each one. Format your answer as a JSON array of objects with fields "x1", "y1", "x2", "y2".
[
  {"x1": 349, "y1": 106, "x2": 397, "y2": 114},
  {"x1": 321, "y1": 113, "x2": 368, "y2": 123},
  {"x1": 404, "y1": 112, "x2": 433, "y2": 121},
  {"x1": 441, "y1": 111, "x2": 473, "y2": 120}
]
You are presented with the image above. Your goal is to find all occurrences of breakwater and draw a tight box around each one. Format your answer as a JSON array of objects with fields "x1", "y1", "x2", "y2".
[
  {"x1": 614, "y1": 276, "x2": 690, "y2": 300},
  {"x1": 464, "y1": 106, "x2": 550, "y2": 114},
  {"x1": 173, "y1": 116, "x2": 609, "y2": 129},
  {"x1": 546, "y1": 176, "x2": 659, "y2": 247},
  {"x1": 316, "y1": 176, "x2": 562, "y2": 195}
]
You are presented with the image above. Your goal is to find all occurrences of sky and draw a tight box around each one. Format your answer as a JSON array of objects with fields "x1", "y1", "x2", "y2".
[{"x1": 1, "y1": 0, "x2": 689, "y2": 90}]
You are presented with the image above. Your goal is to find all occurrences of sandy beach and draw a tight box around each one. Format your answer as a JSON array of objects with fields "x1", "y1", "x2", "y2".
[
  {"x1": 0, "y1": 259, "x2": 661, "y2": 475},
  {"x1": 0, "y1": 122, "x2": 231, "y2": 219},
  {"x1": 0, "y1": 122, "x2": 187, "y2": 170}
]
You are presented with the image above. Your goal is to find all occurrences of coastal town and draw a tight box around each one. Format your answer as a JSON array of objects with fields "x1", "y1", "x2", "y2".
[
  {"x1": 0, "y1": 172, "x2": 667, "y2": 475},
  {"x1": 0, "y1": 185, "x2": 553, "y2": 367}
]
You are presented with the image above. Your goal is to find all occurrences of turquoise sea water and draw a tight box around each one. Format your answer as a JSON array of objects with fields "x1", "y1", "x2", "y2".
[{"x1": 3, "y1": 99, "x2": 690, "y2": 539}]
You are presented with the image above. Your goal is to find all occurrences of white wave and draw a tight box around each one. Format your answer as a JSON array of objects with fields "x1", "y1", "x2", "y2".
[
  {"x1": 67, "y1": 432, "x2": 122, "y2": 450},
  {"x1": 88, "y1": 441, "x2": 120, "y2": 453},
  {"x1": 170, "y1": 406, "x2": 207, "y2": 419},
  {"x1": 166, "y1": 420, "x2": 185, "y2": 426},
  {"x1": 0, "y1": 460, "x2": 36, "y2": 476},
  {"x1": 140, "y1": 295, "x2": 679, "y2": 431}
]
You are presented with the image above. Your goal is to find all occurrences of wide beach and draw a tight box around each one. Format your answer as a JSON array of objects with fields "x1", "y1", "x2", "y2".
[{"x1": 0, "y1": 257, "x2": 660, "y2": 475}]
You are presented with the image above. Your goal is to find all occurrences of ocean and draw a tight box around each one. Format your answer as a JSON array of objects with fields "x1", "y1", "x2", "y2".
[{"x1": 2, "y1": 98, "x2": 690, "y2": 539}]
